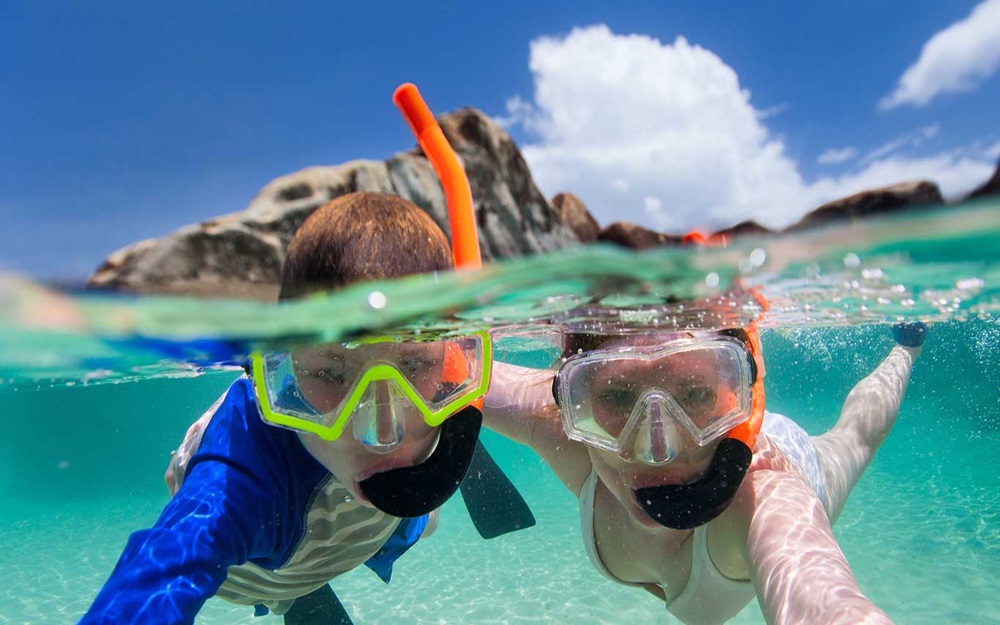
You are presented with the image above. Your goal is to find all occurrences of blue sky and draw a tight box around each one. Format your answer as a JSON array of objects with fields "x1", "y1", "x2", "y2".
[{"x1": 2, "y1": 1, "x2": 999, "y2": 280}]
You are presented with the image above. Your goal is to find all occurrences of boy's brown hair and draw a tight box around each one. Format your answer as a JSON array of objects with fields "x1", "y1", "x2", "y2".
[{"x1": 279, "y1": 192, "x2": 453, "y2": 300}]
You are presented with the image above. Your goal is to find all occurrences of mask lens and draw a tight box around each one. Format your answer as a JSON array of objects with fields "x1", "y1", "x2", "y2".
[{"x1": 557, "y1": 334, "x2": 754, "y2": 457}]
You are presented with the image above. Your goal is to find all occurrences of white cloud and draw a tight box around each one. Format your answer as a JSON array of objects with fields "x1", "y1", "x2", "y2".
[
  {"x1": 879, "y1": 0, "x2": 1000, "y2": 109},
  {"x1": 859, "y1": 123, "x2": 940, "y2": 164},
  {"x1": 817, "y1": 148, "x2": 858, "y2": 165},
  {"x1": 756, "y1": 103, "x2": 789, "y2": 120},
  {"x1": 504, "y1": 26, "x2": 997, "y2": 230},
  {"x1": 511, "y1": 25, "x2": 808, "y2": 229},
  {"x1": 495, "y1": 95, "x2": 534, "y2": 128},
  {"x1": 806, "y1": 152, "x2": 994, "y2": 204},
  {"x1": 643, "y1": 196, "x2": 668, "y2": 229}
]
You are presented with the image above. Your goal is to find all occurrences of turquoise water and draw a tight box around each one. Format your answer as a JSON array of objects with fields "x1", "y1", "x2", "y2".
[{"x1": 2, "y1": 200, "x2": 1000, "y2": 623}]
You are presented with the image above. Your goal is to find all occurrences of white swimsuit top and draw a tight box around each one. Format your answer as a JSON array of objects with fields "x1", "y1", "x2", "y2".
[
  {"x1": 578, "y1": 471, "x2": 754, "y2": 625},
  {"x1": 578, "y1": 411, "x2": 826, "y2": 624}
]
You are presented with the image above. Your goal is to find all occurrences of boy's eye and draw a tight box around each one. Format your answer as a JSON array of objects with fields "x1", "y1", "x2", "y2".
[
  {"x1": 315, "y1": 368, "x2": 346, "y2": 383},
  {"x1": 400, "y1": 357, "x2": 432, "y2": 374}
]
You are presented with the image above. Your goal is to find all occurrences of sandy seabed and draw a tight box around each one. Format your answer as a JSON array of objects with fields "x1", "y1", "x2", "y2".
[{"x1": 2, "y1": 468, "x2": 998, "y2": 625}]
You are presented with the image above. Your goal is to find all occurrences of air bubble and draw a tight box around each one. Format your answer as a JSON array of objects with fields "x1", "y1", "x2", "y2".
[{"x1": 367, "y1": 291, "x2": 387, "y2": 310}]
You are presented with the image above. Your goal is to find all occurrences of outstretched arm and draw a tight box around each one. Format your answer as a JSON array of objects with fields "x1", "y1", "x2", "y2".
[
  {"x1": 81, "y1": 457, "x2": 277, "y2": 624},
  {"x1": 483, "y1": 362, "x2": 593, "y2": 494},
  {"x1": 735, "y1": 464, "x2": 895, "y2": 625},
  {"x1": 814, "y1": 323, "x2": 924, "y2": 521},
  {"x1": 81, "y1": 380, "x2": 299, "y2": 624}
]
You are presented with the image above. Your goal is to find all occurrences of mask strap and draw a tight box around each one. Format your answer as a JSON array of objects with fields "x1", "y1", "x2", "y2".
[{"x1": 725, "y1": 323, "x2": 765, "y2": 450}]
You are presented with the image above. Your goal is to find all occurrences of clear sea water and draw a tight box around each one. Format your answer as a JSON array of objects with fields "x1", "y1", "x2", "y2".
[{"x1": 2, "y1": 200, "x2": 999, "y2": 624}]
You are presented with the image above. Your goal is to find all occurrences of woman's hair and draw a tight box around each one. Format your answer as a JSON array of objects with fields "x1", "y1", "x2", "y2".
[{"x1": 279, "y1": 192, "x2": 454, "y2": 300}]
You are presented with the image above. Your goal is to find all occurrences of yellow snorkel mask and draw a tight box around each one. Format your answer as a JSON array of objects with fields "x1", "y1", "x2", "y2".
[{"x1": 250, "y1": 329, "x2": 492, "y2": 445}]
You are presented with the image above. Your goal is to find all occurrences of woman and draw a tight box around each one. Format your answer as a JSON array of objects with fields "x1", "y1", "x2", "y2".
[{"x1": 484, "y1": 312, "x2": 925, "y2": 625}]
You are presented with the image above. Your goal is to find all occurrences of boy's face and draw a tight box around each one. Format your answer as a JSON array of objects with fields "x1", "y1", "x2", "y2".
[
  {"x1": 289, "y1": 340, "x2": 449, "y2": 504},
  {"x1": 297, "y1": 415, "x2": 441, "y2": 506}
]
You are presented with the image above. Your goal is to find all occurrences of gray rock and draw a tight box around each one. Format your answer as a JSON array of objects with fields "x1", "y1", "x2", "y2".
[
  {"x1": 594, "y1": 182, "x2": 945, "y2": 250},
  {"x1": 784, "y1": 181, "x2": 944, "y2": 232},
  {"x1": 711, "y1": 220, "x2": 773, "y2": 240},
  {"x1": 87, "y1": 109, "x2": 581, "y2": 299},
  {"x1": 966, "y1": 157, "x2": 1000, "y2": 201},
  {"x1": 598, "y1": 221, "x2": 684, "y2": 250},
  {"x1": 552, "y1": 192, "x2": 600, "y2": 243}
]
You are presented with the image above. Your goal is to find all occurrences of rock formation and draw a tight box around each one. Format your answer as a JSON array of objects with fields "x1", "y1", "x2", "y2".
[
  {"x1": 966, "y1": 158, "x2": 1000, "y2": 200},
  {"x1": 711, "y1": 220, "x2": 774, "y2": 240},
  {"x1": 598, "y1": 221, "x2": 684, "y2": 250},
  {"x1": 784, "y1": 181, "x2": 944, "y2": 232},
  {"x1": 552, "y1": 192, "x2": 600, "y2": 243},
  {"x1": 87, "y1": 109, "x2": 581, "y2": 300},
  {"x1": 87, "y1": 101, "x2": 994, "y2": 288}
]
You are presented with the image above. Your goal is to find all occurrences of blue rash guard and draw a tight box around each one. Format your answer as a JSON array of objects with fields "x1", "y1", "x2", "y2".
[{"x1": 81, "y1": 378, "x2": 426, "y2": 624}]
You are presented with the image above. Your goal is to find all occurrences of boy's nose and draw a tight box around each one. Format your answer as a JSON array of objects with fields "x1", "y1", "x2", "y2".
[{"x1": 374, "y1": 383, "x2": 401, "y2": 445}]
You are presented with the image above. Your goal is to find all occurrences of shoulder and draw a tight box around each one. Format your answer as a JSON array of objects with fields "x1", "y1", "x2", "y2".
[
  {"x1": 748, "y1": 433, "x2": 799, "y2": 475},
  {"x1": 176, "y1": 376, "x2": 327, "y2": 489}
]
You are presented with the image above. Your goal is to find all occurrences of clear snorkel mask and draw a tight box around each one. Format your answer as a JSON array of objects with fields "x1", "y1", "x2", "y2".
[
  {"x1": 555, "y1": 331, "x2": 759, "y2": 466},
  {"x1": 546, "y1": 295, "x2": 769, "y2": 529}
]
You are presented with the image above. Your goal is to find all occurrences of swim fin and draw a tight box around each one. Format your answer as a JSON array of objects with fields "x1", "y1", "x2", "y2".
[
  {"x1": 284, "y1": 584, "x2": 353, "y2": 625},
  {"x1": 459, "y1": 440, "x2": 536, "y2": 539}
]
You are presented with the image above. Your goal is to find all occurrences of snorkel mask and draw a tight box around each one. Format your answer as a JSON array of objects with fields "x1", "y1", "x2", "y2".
[
  {"x1": 553, "y1": 303, "x2": 767, "y2": 530},
  {"x1": 250, "y1": 83, "x2": 489, "y2": 517}
]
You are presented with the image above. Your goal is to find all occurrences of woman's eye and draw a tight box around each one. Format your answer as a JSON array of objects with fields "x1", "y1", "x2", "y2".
[
  {"x1": 679, "y1": 385, "x2": 716, "y2": 408},
  {"x1": 598, "y1": 389, "x2": 636, "y2": 411}
]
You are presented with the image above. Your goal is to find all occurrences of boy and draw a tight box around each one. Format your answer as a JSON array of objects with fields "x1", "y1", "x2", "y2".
[{"x1": 82, "y1": 192, "x2": 493, "y2": 624}]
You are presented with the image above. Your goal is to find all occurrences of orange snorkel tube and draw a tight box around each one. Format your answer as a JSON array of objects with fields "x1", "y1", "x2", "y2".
[
  {"x1": 393, "y1": 83, "x2": 482, "y2": 271},
  {"x1": 393, "y1": 83, "x2": 486, "y2": 411}
]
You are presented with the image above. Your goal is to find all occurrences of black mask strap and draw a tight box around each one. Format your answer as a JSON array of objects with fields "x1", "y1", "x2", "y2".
[
  {"x1": 359, "y1": 405, "x2": 482, "y2": 518},
  {"x1": 634, "y1": 438, "x2": 752, "y2": 530}
]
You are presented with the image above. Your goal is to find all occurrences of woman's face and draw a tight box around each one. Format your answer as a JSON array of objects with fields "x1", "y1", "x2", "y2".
[
  {"x1": 571, "y1": 334, "x2": 732, "y2": 520},
  {"x1": 581, "y1": 339, "x2": 730, "y2": 447}
]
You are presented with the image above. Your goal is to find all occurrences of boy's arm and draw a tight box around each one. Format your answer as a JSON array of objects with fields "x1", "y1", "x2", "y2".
[
  {"x1": 80, "y1": 454, "x2": 280, "y2": 624},
  {"x1": 483, "y1": 362, "x2": 593, "y2": 495},
  {"x1": 81, "y1": 379, "x2": 299, "y2": 624}
]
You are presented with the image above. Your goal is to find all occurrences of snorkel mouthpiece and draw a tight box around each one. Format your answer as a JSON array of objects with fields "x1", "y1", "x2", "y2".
[
  {"x1": 634, "y1": 438, "x2": 752, "y2": 530},
  {"x1": 358, "y1": 405, "x2": 483, "y2": 517}
]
